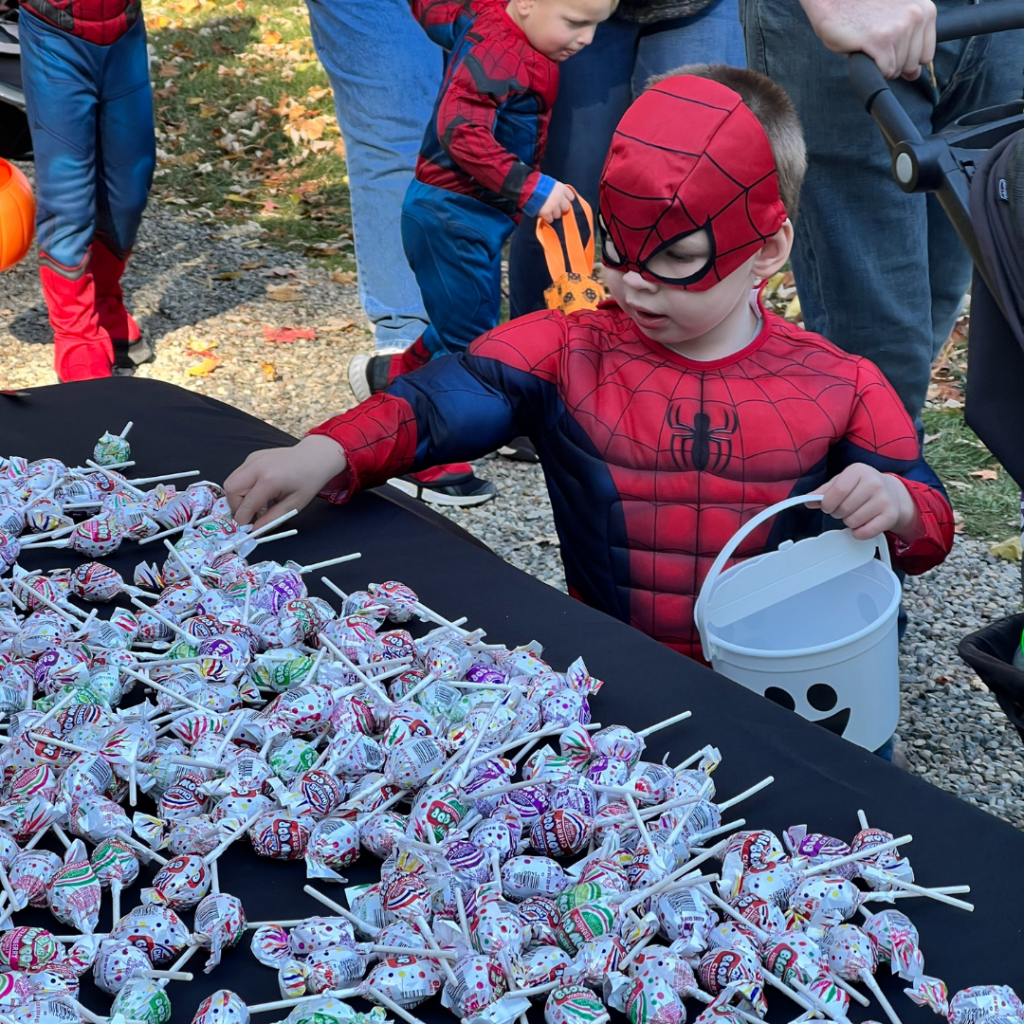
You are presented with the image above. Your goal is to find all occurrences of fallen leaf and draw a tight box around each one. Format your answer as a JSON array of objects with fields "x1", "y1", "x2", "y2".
[
  {"x1": 214, "y1": 270, "x2": 243, "y2": 279},
  {"x1": 923, "y1": 432, "x2": 941, "y2": 444},
  {"x1": 261, "y1": 361, "x2": 280, "y2": 382},
  {"x1": 241, "y1": 260, "x2": 267, "y2": 271},
  {"x1": 784, "y1": 295, "x2": 801, "y2": 321},
  {"x1": 187, "y1": 337, "x2": 218, "y2": 353},
  {"x1": 331, "y1": 270, "x2": 356, "y2": 285},
  {"x1": 322, "y1": 318, "x2": 355, "y2": 333},
  {"x1": 945, "y1": 480, "x2": 970, "y2": 490},
  {"x1": 969, "y1": 468, "x2": 998, "y2": 481},
  {"x1": 943, "y1": 397, "x2": 965, "y2": 409},
  {"x1": 187, "y1": 356, "x2": 223, "y2": 377},
  {"x1": 262, "y1": 29, "x2": 282, "y2": 43},
  {"x1": 263, "y1": 325, "x2": 316, "y2": 343},
  {"x1": 266, "y1": 285, "x2": 303, "y2": 302},
  {"x1": 933, "y1": 674, "x2": 954, "y2": 686},
  {"x1": 186, "y1": 97, "x2": 203, "y2": 106},
  {"x1": 990, "y1": 536, "x2": 1023, "y2": 560},
  {"x1": 159, "y1": 61, "x2": 181, "y2": 78}
]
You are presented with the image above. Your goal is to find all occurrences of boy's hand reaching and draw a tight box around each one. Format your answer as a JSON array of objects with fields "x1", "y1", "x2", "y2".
[
  {"x1": 538, "y1": 181, "x2": 575, "y2": 224},
  {"x1": 808, "y1": 463, "x2": 923, "y2": 542},
  {"x1": 224, "y1": 434, "x2": 348, "y2": 528}
]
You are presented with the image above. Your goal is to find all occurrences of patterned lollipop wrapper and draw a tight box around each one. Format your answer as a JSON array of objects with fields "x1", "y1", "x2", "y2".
[
  {"x1": 10, "y1": 851, "x2": 62, "y2": 908},
  {"x1": 142, "y1": 853, "x2": 212, "y2": 909},
  {"x1": 947, "y1": 986, "x2": 1022, "y2": 1024},
  {"x1": 92, "y1": 938, "x2": 152, "y2": 995},
  {"x1": 306, "y1": 817, "x2": 361, "y2": 881},
  {"x1": 93, "y1": 432, "x2": 131, "y2": 466},
  {"x1": 441, "y1": 953, "x2": 508, "y2": 1017},
  {"x1": 545, "y1": 983, "x2": 608, "y2": 1024},
  {"x1": 530, "y1": 810, "x2": 593, "y2": 858},
  {"x1": 0, "y1": 928, "x2": 60, "y2": 971},
  {"x1": 194, "y1": 892, "x2": 247, "y2": 971},
  {"x1": 365, "y1": 954, "x2": 444, "y2": 1009},
  {"x1": 250, "y1": 814, "x2": 313, "y2": 861},
  {"x1": 47, "y1": 841, "x2": 101, "y2": 934},
  {"x1": 110, "y1": 978, "x2": 173, "y2": 1024},
  {"x1": 111, "y1": 904, "x2": 192, "y2": 966},
  {"x1": 624, "y1": 971, "x2": 685, "y2": 1024},
  {"x1": 191, "y1": 989, "x2": 251, "y2": 1024}
]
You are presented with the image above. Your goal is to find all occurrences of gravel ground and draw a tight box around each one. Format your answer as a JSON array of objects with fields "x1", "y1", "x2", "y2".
[{"x1": 2, "y1": 197, "x2": 1023, "y2": 831}]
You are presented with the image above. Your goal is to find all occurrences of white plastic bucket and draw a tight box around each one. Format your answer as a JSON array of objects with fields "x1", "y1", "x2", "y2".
[{"x1": 694, "y1": 494, "x2": 901, "y2": 751}]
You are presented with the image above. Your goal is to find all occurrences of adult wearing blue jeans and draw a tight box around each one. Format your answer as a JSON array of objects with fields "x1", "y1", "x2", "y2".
[
  {"x1": 305, "y1": 0, "x2": 441, "y2": 349},
  {"x1": 508, "y1": 0, "x2": 747, "y2": 319},
  {"x1": 740, "y1": 0, "x2": 1024, "y2": 424}
]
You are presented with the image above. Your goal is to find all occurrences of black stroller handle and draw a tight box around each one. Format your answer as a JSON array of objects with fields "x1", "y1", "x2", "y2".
[
  {"x1": 936, "y1": 0, "x2": 1024, "y2": 42},
  {"x1": 848, "y1": 2, "x2": 1024, "y2": 297}
]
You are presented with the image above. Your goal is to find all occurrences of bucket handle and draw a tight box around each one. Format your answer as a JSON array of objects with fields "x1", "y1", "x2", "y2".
[{"x1": 694, "y1": 493, "x2": 892, "y2": 662}]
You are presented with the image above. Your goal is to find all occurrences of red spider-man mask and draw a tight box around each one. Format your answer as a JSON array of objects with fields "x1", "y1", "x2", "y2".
[{"x1": 598, "y1": 75, "x2": 787, "y2": 291}]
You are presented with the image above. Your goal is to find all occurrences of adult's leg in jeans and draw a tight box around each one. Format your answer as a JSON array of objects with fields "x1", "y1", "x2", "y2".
[
  {"x1": 632, "y1": 0, "x2": 747, "y2": 92},
  {"x1": 507, "y1": 17, "x2": 639, "y2": 319},
  {"x1": 306, "y1": 0, "x2": 441, "y2": 348},
  {"x1": 742, "y1": 0, "x2": 948, "y2": 423}
]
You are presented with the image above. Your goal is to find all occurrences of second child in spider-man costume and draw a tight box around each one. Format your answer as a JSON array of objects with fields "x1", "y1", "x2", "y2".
[
  {"x1": 225, "y1": 73, "x2": 955, "y2": 662},
  {"x1": 399, "y1": 0, "x2": 614, "y2": 362}
]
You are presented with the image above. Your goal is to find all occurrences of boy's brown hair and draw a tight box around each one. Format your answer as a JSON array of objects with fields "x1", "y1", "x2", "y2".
[{"x1": 648, "y1": 64, "x2": 806, "y2": 220}]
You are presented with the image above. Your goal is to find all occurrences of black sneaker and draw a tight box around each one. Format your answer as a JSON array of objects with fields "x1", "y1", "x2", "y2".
[
  {"x1": 497, "y1": 435, "x2": 539, "y2": 463},
  {"x1": 348, "y1": 348, "x2": 402, "y2": 402},
  {"x1": 113, "y1": 337, "x2": 154, "y2": 369},
  {"x1": 389, "y1": 470, "x2": 497, "y2": 507}
]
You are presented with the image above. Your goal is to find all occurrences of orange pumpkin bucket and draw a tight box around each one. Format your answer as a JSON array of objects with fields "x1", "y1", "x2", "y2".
[
  {"x1": 0, "y1": 158, "x2": 36, "y2": 272},
  {"x1": 535, "y1": 189, "x2": 605, "y2": 315}
]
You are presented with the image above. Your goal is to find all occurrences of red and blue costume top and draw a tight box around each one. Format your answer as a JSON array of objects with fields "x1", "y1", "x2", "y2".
[
  {"x1": 308, "y1": 298, "x2": 954, "y2": 661},
  {"x1": 410, "y1": 0, "x2": 558, "y2": 220},
  {"x1": 21, "y1": 0, "x2": 139, "y2": 45}
]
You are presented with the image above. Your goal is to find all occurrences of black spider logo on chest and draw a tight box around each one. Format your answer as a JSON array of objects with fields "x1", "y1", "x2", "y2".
[{"x1": 668, "y1": 403, "x2": 739, "y2": 472}]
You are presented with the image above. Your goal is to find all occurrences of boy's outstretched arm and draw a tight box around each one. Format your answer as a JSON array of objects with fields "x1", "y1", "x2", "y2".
[
  {"x1": 226, "y1": 311, "x2": 568, "y2": 526},
  {"x1": 811, "y1": 358, "x2": 954, "y2": 574},
  {"x1": 408, "y1": 0, "x2": 477, "y2": 49}
]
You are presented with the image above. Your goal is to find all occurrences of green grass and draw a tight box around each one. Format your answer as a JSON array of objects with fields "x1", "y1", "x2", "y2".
[
  {"x1": 923, "y1": 407, "x2": 1019, "y2": 542},
  {"x1": 144, "y1": 0, "x2": 355, "y2": 269}
]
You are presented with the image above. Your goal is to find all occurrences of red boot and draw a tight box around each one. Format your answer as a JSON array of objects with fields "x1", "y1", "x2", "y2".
[
  {"x1": 91, "y1": 239, "x2": 152, "y2": 366},
  {"x1": 38, "y1": 254, "x2": 114, "y2": 382}
]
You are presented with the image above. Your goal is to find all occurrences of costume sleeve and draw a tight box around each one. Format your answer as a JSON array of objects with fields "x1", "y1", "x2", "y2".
[
  {"x1": 408, "y1": 0, "x2": 476, "y2": 48},
  {"x1": 436, "y1": 44, "x2": 556, "y2": 215},
  {"x1": 829, "y1": 359, "x2": 955, "y2": 575},
  {"x1": 305, "y1": 311, "x2": 568, "y2": 501}
]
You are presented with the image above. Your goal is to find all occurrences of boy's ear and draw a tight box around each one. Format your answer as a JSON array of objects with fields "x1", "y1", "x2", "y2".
[
  {"x1": 752, "y1": 219, "x2": 794, "y2": 281},
  {"x1": 510, "y1": 0, "x2": 537, "y2": 15}
]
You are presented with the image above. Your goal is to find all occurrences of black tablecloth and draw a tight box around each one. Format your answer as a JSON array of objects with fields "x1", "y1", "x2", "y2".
[{"x1": 2, "y1": 378, "x2": 1022, "y2": 1024}]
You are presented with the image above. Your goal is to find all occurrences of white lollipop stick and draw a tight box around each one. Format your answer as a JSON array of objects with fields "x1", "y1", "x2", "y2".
[
  {"x1": 804, "y1": 835, "x2": 911, "y2": 877},
  {"x1": 248, "y1": 989, "x2": 361, "y2": 1014},
  {"x1": 140, "y1": 969, "x2": 193, "y2": 982},
  {"x1": 371, "y1": 945, "x2": 458, "y2": 959},
  {"x1": 624, "y1": 793, "x2": 655, "y2": 851},
  {"x1": 34, "y1": 690, "x2": 78, "y2": 729},
  {"x1": 218, "y1": 508, "x2": 298, "y2": 551},
  {"x1": 620, "y1": 838, "x2": 729, "y2": 913},
  {"x1": 717, "y1": 775, "x2": 774, "y2": 812},
  {"x1": 119, "y1": 421, "x2": 133, "y2": 438},
  {"x1": 242, "y1": 580, "x2": 253, "y2": 626},
  {"x1": 251, "y1": 529, "x2": 298, "y2": 546},
  {"x1": 138, "y1": 512, "x2": 218, "y2": 547},
  {"x1": 111, "y1": 880, "x2": 122, "y2": 925},
  {"x1": 202, "y1": 809, "x2": 265, "y2": 866},
  {"x1": 11, "y1": 576, "x2": 88, "y2": 622},
  {"x1": 857, "y1": 809, "x2": 870, "y2": 829},
  {"x1": 127, "y1": 598, "x2": 195, "y2": 645},
  {"x1": 19, "y1": 523, "x2": 77, "y2": 545},
  {"x1": 85, "y1": 459, "x2": 144, "y2": 497},
  {"x1": 414, "y1": 914, "x2": 458, "y2": 985},
  {"x1": 690, "y1": 992, "x2": 763, "y2": 1024},
  {"x1": 29, "y1": 732, "x2": 94, "y2": 756},
  {"x1": 115, "y1": 833, "x2": 168, "y2": 866},
  {"x1": 67, "y1": 460, "x2": 135, "y2": 473},
  {"x1": 451, "y1": 698, "x2": 505, "y2": 788},
  {"x1": 454, "y1": 887, "x2": 471, "y2": 939},
  {"x1": 298, "y1": 552, "x2": 361, "y2": 573},
  {"x1": 637, "y1": 710, "x2": 692, "y2": 737},
  {"x1": 866, "y1": 872, "x2": 974, "y2": 911},
  {"x1": 162, "y1": 540, "x2": 208, "y2": 590},
  {"x1": 245, "y1": 919, "x2": 308, "y2": 929},
  {"x1": 366, "y1": 986, "x2": 428, "y2": 1024},
  {"x1": 860, "y1": 886, "x2": 971, "y2": 902},
  {"x1": 214, "y1": 711, "x2": 250, "y2": 761},
  {"x1": 126, "y1": 470, "x2": 201, "y2": 485},
  {"x1": 690, "y1": 818, "x2": 746, "y2": 845},
  {"x1": 52, "y1": 823, "x2": 72, "y2": 849},
  {"x1": 303, "y1": 884, "x2": 380, "y2": 936},
  {"x1": 859, "y1": 969, "x2": 903, "y2": 1024},
  {"x1": 0, "y1": 864, "x2": 20, "y2": 911}
]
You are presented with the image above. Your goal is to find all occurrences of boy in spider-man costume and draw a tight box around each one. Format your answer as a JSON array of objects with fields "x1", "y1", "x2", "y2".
[
  {"x1": 226, "y1": 69, "x2": 955, "y2": 665},
  {"x1": 19, "y1": 0, "x2": 155, "y2": 381}
]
